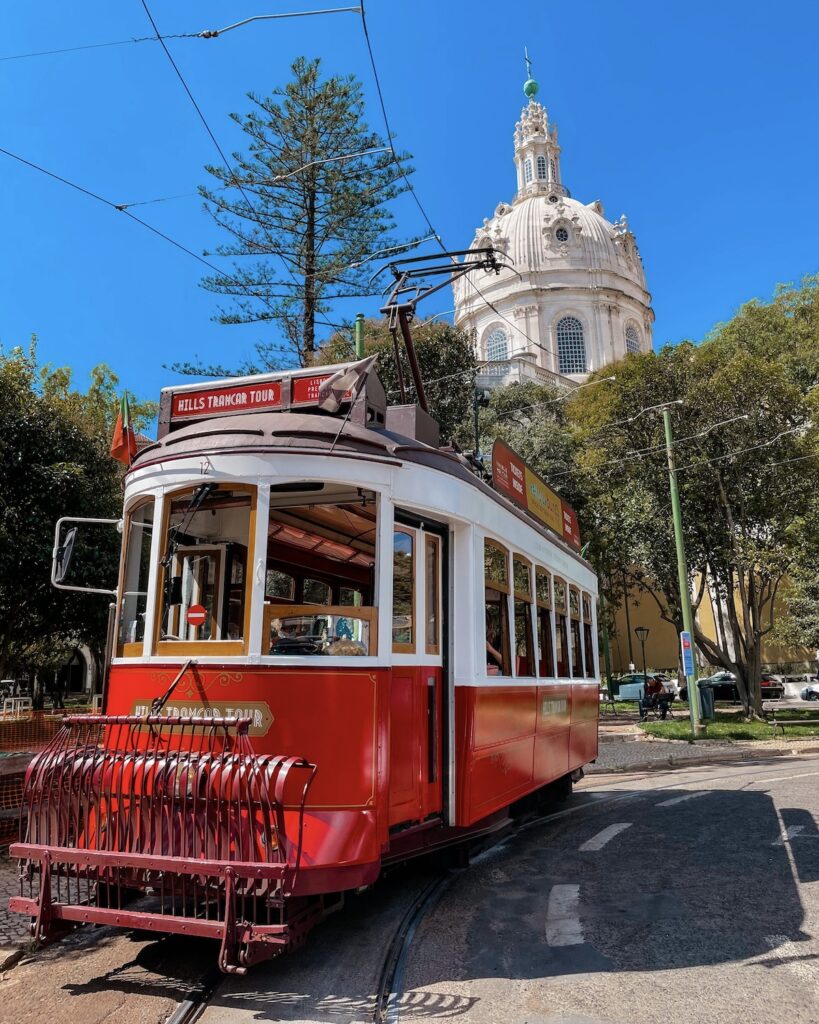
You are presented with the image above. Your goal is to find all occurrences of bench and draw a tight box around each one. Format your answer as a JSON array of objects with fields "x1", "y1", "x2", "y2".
[{"x1": 766, "y1": 709, "x2": 819, "y2": 736}]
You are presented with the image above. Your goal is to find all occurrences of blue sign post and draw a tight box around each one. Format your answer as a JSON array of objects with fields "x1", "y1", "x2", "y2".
[{"x1": 680, "y1": 630, "x2": 695, "y2": 678}]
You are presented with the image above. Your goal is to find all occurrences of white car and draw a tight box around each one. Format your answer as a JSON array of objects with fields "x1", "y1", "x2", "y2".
[{"x1": 800, "y1": 682, "x2": 819, "y2": 701}]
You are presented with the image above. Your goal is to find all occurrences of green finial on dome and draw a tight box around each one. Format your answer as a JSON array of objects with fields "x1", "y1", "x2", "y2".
[{"x1": 523, "y1": 47, "x2": 539, "y2": 98}]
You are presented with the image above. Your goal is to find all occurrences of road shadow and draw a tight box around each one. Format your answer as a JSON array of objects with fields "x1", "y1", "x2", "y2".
[
  {"x1": 779, "y1": 806, "x2": 819, "y2": 883},
  {"x1": 402, "y1": 787, "x2": 810, "y2": 989}
]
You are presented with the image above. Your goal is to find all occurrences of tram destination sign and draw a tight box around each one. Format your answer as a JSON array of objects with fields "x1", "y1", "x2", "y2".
[
  {"x1": 161, "y1": 367, "x2": 363, "y2": 435},
  {"x1": 491, "y1": 439, "x2": 581, "y2": 551}
]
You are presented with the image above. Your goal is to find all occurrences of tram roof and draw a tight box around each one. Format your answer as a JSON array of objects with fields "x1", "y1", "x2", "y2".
[{"x1": 130, "y1": 411, "x2": 593, "y2": 571}]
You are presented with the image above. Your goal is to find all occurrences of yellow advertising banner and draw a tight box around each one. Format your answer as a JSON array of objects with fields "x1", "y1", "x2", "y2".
[{"x1": 524, "y1": 467, "x2": 563, "y2": 534}]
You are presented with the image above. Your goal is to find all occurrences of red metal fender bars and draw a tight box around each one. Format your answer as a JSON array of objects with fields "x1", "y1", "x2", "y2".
[{"x1": 9, "y1": 714, "x2": 317, "y2": 973}]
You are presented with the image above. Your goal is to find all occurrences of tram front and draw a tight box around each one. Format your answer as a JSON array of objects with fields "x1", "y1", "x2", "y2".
[{"x1": 11, "y1": 365, "x2": 394, "y2": 972}]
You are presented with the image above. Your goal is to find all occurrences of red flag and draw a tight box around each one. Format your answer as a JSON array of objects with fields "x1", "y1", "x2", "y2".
[{"x1": 110, "y1": 393, "x2": 137, "y2": 465}]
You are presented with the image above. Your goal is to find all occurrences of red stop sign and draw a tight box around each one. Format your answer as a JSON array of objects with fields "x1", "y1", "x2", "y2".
[{"x1": 186, "y1": 604, "x2": 207, "y2": 627}]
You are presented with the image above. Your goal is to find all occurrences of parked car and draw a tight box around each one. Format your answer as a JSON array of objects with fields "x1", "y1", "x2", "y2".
[
  {"x1": 614, "y1": 673, "x2": 676, "y2": 701},
  {"x1": 800, "y1": 681, "x2": 819, "y2": 701},
  {"x1": 680, "y1": 671, "x2": 784, "y2": 702}
]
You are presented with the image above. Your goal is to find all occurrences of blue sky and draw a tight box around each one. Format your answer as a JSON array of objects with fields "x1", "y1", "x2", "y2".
[{"x1": 1, "y1": 1, "x2": 817, "y2": 404}]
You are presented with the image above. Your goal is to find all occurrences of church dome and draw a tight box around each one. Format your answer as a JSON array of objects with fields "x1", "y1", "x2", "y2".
[{"x1": 454, "y1": 82, "x2": 654, "y2": 385}]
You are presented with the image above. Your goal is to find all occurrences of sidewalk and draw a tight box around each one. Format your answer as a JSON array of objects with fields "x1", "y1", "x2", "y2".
[{"x1": 591, "y1": 729, "x2": 819, "y2": 773}]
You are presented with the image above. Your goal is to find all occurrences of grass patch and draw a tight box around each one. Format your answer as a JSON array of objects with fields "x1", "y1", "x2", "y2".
[{"x1": 641, "y1": 709, "x2": 819, "y2": 741}]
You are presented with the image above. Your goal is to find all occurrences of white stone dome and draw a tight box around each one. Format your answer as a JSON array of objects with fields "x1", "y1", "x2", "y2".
[{"x1": 454, "y1": 97, "x2": 654, "y2": 385}]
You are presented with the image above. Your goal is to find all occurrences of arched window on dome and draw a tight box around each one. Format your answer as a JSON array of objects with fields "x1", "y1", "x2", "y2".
[
  {"x1": 536, "y1": 155, "x2": 547, "y2": 180},
  {"x1": 625, "y1": 324, "x2": 641, "y2": 355},
  {"x1": 485, "y1": 328, "x2": 508, "y2": 364},
  {"x1": 556, "y1": 317, "x2": 586, "y2": 375},
  {"x1": 549, "y1": 158, "x2": 556, "y2": 181},
  {"x1": 524, "y1": 159, "x2": 533, "y2": 184}
]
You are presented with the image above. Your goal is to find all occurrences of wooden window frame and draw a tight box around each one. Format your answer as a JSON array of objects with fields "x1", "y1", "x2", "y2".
[
  {"x1": 553, "y1": 577, "x2": 567, "y2": 614},
  {"x1": 392, "y1": 526, "x2": 416, "y2": 654},
  {"x1": 116, "y1": 496, "x2": 156, "y2": 659},
  {"x1": 535, "y1": 566, "x2": 552, "y2": 610},
  {"x1": 569, "y1": 586, "x2": 581, "y2": 621},
  {"x1": 582, "y1": 592, "x2": 592, "y2": 624},
  {"x1": 512, "y1": 554, "x2": 532, "y2": 602},
  {"x1": 484, "y1": 539, "x2": 510, "y2": 593},
  {"x1": 424, "y1": 533, "x2": 441, "y2": 656},
  {"x1": 154, "y1": 483, "x2": 257, "y2": 657},
  {"x1": 263, "y1": 603, "x2": 377, "y2": 656}
]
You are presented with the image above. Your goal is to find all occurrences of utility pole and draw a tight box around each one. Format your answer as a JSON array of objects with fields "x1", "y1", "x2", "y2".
[
  {"x1": 662, "y1": 408, "x2": 705, "y2": 737},
  {"x1": 354, "y1": 312, "x2": 365, "y2": 359}
]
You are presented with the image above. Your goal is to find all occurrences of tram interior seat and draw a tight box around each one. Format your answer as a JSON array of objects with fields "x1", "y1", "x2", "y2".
[{"x1": 265, "y1": 486, "x2": 377, "y2": 656}]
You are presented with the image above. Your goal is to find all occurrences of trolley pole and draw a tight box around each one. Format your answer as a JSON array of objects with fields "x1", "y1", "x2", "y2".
[
  {"x1": 354, "y1": 313, "x2": 365, "y2": 359},
  {"x1": 662, "y1": 408, "x2": 705, "y2": 737}
]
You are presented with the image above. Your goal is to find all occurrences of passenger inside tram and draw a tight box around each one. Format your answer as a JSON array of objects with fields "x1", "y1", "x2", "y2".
[{"x1": 264, "y1": 485, "x2": 377, "y2": 656}]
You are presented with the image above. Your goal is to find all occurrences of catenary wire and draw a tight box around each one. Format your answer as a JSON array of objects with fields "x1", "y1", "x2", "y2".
[{"x1": 0, "y1": 8, "x2": 361, "y2": 62}]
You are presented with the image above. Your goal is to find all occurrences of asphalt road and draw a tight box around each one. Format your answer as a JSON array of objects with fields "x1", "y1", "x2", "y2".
[{"x1": 3, "y1": 756, "x2": 819, "y2": 1024}]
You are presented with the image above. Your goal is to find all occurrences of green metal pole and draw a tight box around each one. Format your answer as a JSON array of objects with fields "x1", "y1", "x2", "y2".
[
  {"x1": 354, "y1": 313, "x2": 365, "y2": 359},
  {"x1": 662, "y1": 408, "x2": 705, "y2": 737},
  {"x1": 599, "y1": 595, "x2": 614, "y2": 697}
]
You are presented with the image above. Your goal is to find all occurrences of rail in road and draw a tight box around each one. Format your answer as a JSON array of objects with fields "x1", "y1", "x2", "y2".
[{"x1": 4, "y1": 755, "x2": 819, "y2": 1024}]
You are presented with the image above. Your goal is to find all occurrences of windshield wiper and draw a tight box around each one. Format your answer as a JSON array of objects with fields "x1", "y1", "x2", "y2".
[{"x1": 161, "y1": 482, "x2": 216, "y2": 570}]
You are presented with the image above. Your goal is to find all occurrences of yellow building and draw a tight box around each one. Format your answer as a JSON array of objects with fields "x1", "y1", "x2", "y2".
[{"x1": 608, "y1": 579, "x2": 813, "y2": 677}]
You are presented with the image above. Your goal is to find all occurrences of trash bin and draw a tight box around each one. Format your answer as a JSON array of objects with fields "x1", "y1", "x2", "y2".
[{"x1": 697, "y1": 681, "x2": 716, "y2": 721}]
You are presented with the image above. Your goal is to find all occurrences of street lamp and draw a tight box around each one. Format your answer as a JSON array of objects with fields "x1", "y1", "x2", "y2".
[{"x1": 634, "y1": 626, "x2": 650, "y2": 690}]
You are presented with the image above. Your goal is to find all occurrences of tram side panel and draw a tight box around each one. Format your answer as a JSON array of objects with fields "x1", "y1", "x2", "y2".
[
  {"x1": 455, "y1": 681, "x2": 595, "y2": 828},
  {"x1": 569, "y1": 681, "x2": 599, "y2": 770},
  {"x1": 106, "y1": 663, "x2": 389, "y2": 894}
]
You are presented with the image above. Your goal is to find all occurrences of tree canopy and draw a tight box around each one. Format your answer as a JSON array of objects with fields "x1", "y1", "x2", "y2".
[
  {"x1": 175, "y1": 57, "x2": 413, "y2": 374},
  {"x1": 463, "y1": 278, "x2": 819, "y2": 714},
  {"x1": 0, "y1": 342, "x2": 154, "y2": 679},
  {"x1": 319, "y1": 317, "x2": 478, "y2": 442}
]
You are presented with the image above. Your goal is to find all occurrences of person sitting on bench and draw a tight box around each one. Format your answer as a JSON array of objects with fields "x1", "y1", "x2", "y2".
[{"x1": 640, "y1": 675, "x2": 669, "y2": 721}]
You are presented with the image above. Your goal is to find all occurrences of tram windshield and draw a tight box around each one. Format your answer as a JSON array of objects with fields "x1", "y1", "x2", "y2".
[
  {"x1": 158, "y1": 485, "x2": 254, "y2": 646},
  {"x1": 264, "y1": 485, "x2": 377, "y2": 656}
]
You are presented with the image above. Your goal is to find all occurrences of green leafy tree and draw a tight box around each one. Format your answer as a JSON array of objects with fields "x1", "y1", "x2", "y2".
[
  {"x1": 0, "y1": 341, "x2": 155, "y2": 681},
  {"x1": 174, "y1": 57, "x2": 413, "y2": 374},
  {"x1": 566, "y1": 320, "x2": 818, "y2": 717},
  {"x1": 319, "y1": 317, "x2": 478, "y2": 442}
]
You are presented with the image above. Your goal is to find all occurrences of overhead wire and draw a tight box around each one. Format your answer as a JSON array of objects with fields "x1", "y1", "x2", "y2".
[{"x1": 0, "y1": 7, "x2": 361, "y2": 62}]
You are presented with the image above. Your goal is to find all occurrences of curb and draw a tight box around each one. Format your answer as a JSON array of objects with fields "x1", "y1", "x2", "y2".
[{"x1": 586, "y1": 746, "x2": 819, "y2": 775}]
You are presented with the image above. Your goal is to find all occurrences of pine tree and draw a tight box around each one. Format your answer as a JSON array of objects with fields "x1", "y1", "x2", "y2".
[{"x1": 189, "y1": 57, "x2": 413, "y2": 371}]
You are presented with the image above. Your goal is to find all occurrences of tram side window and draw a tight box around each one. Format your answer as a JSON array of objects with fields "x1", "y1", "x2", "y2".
[
  {"x1": 582, "y1": 593, "x2": 596, "y2": 678},
  {"x1": 554, "y1": 578, "x2": 569, "y2": 677},
  {"x1": 158, "y1": 485, "x2": 253, "y2": 647},
  {"x1": 425, "y1": 534, "x2": 441, "y2": 656},
  {"x1": 393, "y1": 528, "x2": 415, "y2": 652},
  {"x1": 535, "y1": 567, "x2": 555, "y2": 678},
  {"x1": 569, "y1": 587, "x2": 584, "y2": 678},
  {"x1": 513, "y1": 555, "x2": 534, "y2": 677},
  {"x1": 484, "y1": 540, "x2": 511, "y2": 677},
  {"x1": 265, "y1": 486, "x2": 377, "y2": 656},
  {"x1": 118, "y1": 499, "x2": 155, "y2": 652}
]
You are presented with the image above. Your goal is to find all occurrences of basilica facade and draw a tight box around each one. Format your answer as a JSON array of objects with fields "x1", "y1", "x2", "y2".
[{"x1": 453, "y1": 77, "x2": 654, "y2": 387}]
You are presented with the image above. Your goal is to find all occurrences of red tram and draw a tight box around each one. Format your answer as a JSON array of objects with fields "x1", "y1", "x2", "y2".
[{"x1": 10, "y1": 361, "x2": 599, "y2": 972}]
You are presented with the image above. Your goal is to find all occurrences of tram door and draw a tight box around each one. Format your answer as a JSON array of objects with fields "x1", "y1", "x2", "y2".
[{"x1": 388, "y1": 513, "x2": 447, "y2": 828}]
